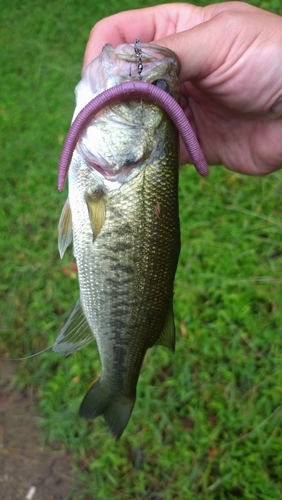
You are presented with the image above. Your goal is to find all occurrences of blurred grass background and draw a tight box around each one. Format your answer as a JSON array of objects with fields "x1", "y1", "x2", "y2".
[{"x1": 1, "y1": 0, "x2": 282, "y2": 498}]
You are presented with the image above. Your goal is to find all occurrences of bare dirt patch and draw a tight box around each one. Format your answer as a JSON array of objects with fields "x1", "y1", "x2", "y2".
[{"x1": 0, "y1": 362, "x2": 76, "y2": 500}]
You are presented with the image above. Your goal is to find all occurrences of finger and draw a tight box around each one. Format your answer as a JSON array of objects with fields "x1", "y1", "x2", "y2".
[
  {"x1": 154, "y1": 3, "x2": 273, "y2": 83},
  {"x1": 154, "y1": 14, "x2": 243, "y2": 83},
  {"x1": 82, "y1": 2, "x2": 257, "y2": 73},
  {"x1": 83, "y1": 8, "x2": 163, "y2": 70},
  {"x1": 82, "y1": 3, "x2": 203, "y2": 72}
]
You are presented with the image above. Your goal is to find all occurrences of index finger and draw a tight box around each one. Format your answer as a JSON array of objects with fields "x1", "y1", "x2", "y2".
[{"x1": 82, "y1": 3, "x2": 202, "y2": 72}]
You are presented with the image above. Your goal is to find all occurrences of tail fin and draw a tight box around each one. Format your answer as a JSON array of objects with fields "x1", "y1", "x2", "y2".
[{"x1": 79, "y1": 378, "x2": 135, "y2": 440}]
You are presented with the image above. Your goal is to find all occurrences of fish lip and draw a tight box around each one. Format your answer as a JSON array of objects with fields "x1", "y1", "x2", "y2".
[{"x1": 114, "y1": 43, "x2": 181, "y2": 74}]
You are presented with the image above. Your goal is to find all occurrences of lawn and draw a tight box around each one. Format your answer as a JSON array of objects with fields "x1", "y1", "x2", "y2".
[{"x1": 1, "y1": 0, "x2": 282, "y2": 498}]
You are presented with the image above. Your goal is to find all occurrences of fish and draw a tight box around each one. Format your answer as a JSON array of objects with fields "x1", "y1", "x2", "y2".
[{"x1": 53, "y1": 42, "x2": 208, "y2": 440}]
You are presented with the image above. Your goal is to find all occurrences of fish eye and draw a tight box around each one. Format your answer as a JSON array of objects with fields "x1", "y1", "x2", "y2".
[{"x1": 151, "y1": 79, "x2": 171, "y2": 95}]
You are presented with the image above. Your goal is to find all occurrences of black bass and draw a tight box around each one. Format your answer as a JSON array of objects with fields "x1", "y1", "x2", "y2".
[{"x1": 54, "y1": 42, "x2": 208, "y2": 439}]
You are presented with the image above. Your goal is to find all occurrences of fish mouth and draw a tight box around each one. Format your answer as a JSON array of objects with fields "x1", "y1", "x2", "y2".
[{"x1": 114, "y1": 42, "x2": 181, "y2": 71}]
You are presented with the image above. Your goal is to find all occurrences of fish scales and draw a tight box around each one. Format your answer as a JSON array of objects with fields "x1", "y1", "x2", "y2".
[
  {"x1": 55, "y1": 43, "x2": 182, "y2": 439},
  {"x1": 70, "y1": 119, "x2": 179, "y2": 391}
]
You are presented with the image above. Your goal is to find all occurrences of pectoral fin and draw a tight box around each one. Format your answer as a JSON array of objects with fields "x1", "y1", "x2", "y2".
[
  {"x1": 53, "y1": 298, "x2": 94, "y2": 356},
  {"x1": 85, "y1": 190, "x2": 106, "y2": 241},
  {"x1": 155, "y1": 301, "x2": 175, "y2": 353},
  {"x1": 58, "y1": 197, "x2": 72, "y2": 258}
]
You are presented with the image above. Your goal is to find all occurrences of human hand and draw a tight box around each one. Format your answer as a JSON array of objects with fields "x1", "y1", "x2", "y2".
[{"x1": 83, "y1": 2, "x2": 282, "y2": 175}]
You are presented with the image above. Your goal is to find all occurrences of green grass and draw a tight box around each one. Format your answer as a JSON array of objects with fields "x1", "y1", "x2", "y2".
[{"x1": 1, "y1": 0, "x2": 282, "y2": 498}]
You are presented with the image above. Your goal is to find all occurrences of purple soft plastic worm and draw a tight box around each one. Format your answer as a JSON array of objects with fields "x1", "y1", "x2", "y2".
[{"x1": 58, "y1": 80, "x2": 208, "y2": 191}]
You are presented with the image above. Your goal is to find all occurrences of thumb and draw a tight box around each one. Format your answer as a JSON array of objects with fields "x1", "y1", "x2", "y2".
[{"x1": 154, "y1": 13, "x2": 238, "y2": 83}]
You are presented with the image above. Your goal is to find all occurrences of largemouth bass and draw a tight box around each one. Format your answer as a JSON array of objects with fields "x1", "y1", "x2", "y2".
[{"x1": 54, "y1": 42, "x2": 208, "y2": 439}]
